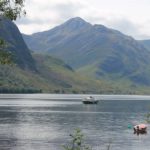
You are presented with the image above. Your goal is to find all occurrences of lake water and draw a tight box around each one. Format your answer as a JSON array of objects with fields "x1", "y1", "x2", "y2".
[{"x1": 0, "y1": 94, "x2": 150, "y2": 150}]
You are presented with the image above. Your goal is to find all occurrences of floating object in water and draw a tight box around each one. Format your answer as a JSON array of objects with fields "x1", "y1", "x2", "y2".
[
  {"x1": 128, "y1": 124, "x2": 132, "y2": 129},
  {"x1": 82, "y1": 96, "x2": 98, "y2": 104},
  {"x1": 134, "y1": 124, "x2": 147, "y2": 134}
]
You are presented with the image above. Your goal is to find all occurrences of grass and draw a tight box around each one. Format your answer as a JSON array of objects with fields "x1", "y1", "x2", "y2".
[{"x1": 1, "y1": 53, "x2": 150, "y2": 94}]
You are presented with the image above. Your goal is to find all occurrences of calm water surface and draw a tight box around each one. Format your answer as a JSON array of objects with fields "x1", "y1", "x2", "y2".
[{"x1": 0, "y1": 94, "x2": 150, "y2": 150}]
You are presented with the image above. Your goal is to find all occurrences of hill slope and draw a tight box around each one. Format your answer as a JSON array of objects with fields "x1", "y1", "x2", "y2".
[
  {"x1": 23, "y1": 17, "x2": 150, "y2": 85},
  {"x1": 140, "y1": 40, "x2": 150, "y2": 51},
  {"x1": 0, "y1": 18, "x2": 124, "y2": 94},
  {"x1": 1, "y1": 53, "x2": 124, "y2": 94},
  {"x1": 0, "y1": 17, "x2": 35, "y2": 70},
  {"x1": 2, "y1": 17, "x2": 150, "y2": 94}
]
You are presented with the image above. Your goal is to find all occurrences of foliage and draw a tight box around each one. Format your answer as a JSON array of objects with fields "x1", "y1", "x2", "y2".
[
  {"x1": 1, "y1": 53, "x2": 150, "y2": 94},
  {"x1": 0, "y1": 49, "x2": 12, "y2": 64},
  {"x1": 0, "y1": 39, "x2": 12, "y2": 64},
  {"x1": 0, "y1": 0, "x2": 26, "y2": 21},
  {"x1": 0, "y1": 87, "x2": 42, "y2": 93},
  {"x1": 0, "y1": 0, "x2": 26, "y2": 65},
  {"x1": 145, "y1": 113, "x2": 150, "y2": 124},
  {"x1": 63, "y1": 129, "x2": 92, "y2": 150},
  {"x1": 63, "y1": 129, "x2": 113, "y2": 150}
]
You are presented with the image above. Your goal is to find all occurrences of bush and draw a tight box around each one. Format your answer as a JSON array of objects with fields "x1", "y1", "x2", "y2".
[{"x1": 63, "y1": 129, "x2": 92, "y2": 150}]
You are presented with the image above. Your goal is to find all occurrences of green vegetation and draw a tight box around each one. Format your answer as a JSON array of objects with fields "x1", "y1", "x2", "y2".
[
  {"x1": 0, "y1": 39, "x2": 12, "y2": 64},
  {"x1": 23, "y1": 17, "x2": 150, "y2": 86},
  {"x1": 0, "y1": 49, "x2": 12, "y2": 64},
  {"x1": 0, "y1": 88, "x2": 42, "y2": 93},
  {"x1": 0, "y1": 0, "x2": 26, "y2": 21},
  {"x1": 63, "y1": 129, "x2": 92, "y2": 150},
  {"x1": 0, "y1": 65, "x2": 43, "y2": 93},
  {"x1": 1, "y1": 53, "x2": 150, "y2": 94},
  {"x1": 31, "y1": 53, "x2": 118, "y2": 94},
  {"x1": 146, "y1": 113, "x2": 150, "y2": 123},
  {"x1": 0, "y1": 0, "x2": 26, "y2": 65},
  {"x1": 0, "y1": 16, "x2": 36, "y2": 69},
  {"x1": 1, "y1": 16, "x2": 150, "y2": 94},
  {"x1": 63, "y1": 129, "x2": 111, "y2": 150}
]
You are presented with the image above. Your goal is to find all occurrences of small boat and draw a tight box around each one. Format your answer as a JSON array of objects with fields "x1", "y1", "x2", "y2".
[
  {"x1": 134, "y1": 124, "x2": 147, "y2": 133},
  {"x1": 82, "y1": 96, "x2": 98, "y2": 104}
]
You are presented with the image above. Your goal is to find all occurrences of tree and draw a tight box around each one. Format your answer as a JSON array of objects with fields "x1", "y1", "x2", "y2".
[
  {"x1": 0, "y1": 38, "x2": 12, "y2": 64},
  {"x1": 0, "y1": 0, "x2": 26, "y2": 64},
  {"x1": 0, "y1": 0, "x2": 26, "y2": 21}
]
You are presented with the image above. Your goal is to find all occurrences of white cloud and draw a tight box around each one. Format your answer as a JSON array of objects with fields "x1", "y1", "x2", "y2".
[{"x1": 15, "y1": 0, "x2": 150, "y2": 39}]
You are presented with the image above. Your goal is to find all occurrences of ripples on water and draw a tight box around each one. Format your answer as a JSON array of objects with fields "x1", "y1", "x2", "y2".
[{"x1": 0, "y1": 94, "x2": 150, "y2": 150}]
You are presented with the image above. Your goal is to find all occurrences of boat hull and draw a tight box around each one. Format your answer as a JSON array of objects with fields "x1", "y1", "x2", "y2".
[
  {"x1": 133, "y1": 124, "x2": 147, "y2": 134},
  {"x1": 82, "y1": 100, "x2": 98, "y2": 104}
]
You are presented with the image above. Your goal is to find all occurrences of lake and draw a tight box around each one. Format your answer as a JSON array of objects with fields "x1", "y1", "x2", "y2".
[{"x1": 0, "y1": 94, "x2": 150, "y2": 150}]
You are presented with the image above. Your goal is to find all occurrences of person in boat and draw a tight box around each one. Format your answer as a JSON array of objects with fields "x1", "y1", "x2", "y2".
[
  {"x1": 134, "y1": 124, "x2": 147, "y2": 134},
  {"x1": 134, "y1": 125, "x2": 139, "y2": 133}
]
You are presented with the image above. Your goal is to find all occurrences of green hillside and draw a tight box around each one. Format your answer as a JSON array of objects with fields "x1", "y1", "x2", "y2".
[
  {"x1": 0, "y1": 53, "x2": 118, "y2": 94},
  {"x1": 0, "y1": 17, "x2": 36, "y2": 70},
  {"x1": 1, "y1": 17, "x2": 150, "y2": 94},
  {"x1": 23, "y1": 17, "x2": 150, "y2": 86},
  {"x1": 32, "y1": 53, "x2": 121, "y2": 94},
  {"x1": 0, "y1": 17, "x2": 117, "y2": 94},
  {"x1": 1, "y1": 53, "x2": 150, "y2": 94}
]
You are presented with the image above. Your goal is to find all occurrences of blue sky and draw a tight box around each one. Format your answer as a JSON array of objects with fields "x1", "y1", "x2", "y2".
[{"x1": 16, "y1": 0, "x2": 150, "y2": 39}]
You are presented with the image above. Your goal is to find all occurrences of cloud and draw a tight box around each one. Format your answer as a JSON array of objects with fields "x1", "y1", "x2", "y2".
[
  {"x1": 75, "y1": 8, "x2": 145, "y2": 39},
  {"x1": 16, "y1": 0, "x2": 85, "y2": 34},
  {"x1": 15, "y1": 0, "x2": 150, "y2": 39},
  {"x1": 105, "y1": 18, "x2": 142, "y2": 38}
]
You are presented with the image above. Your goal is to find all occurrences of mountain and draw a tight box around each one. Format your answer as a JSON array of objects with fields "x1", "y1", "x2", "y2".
[
  {"x1": 0, "y1": 17, "x2": 36, "y2": 70},
  {"x1": 23, "y1": 17, "x2": 150, "y2": 86},
  {"x1": 0, "y1": 17, "x2": 129, "y2": 94},
  {"x1": 140, "y1": 39, "x2": 150, "y2": 51},
  {"x1": 23, "y1": 17, "x2": 92, "y2": 54},
  {"x1": 32, "y1": 53, "x2": 116, "y2": 93},
  {"x1": 2, "y1": 17, "x2": 150, "y2": 94},
  {"x1": 1, "y1": 53, "x2": 125, "y2": 94}
]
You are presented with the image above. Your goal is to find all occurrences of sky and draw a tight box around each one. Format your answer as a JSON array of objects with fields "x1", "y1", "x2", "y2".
[{"x1": 15, "y1": 0, "x2": 150, "y2": 40}]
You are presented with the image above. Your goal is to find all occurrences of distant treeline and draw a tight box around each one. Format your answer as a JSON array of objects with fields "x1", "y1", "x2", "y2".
[{"x1": 0, "y1": 88, "x2": 42, "y2": 93}]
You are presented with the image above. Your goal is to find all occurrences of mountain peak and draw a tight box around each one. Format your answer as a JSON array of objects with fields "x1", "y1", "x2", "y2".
[
  {"x1": 62, "y1": 17, "x2": 91, "y2": 30},
  {"x1": 66, "y1": 17, "x2": 87, "y2": 23}
]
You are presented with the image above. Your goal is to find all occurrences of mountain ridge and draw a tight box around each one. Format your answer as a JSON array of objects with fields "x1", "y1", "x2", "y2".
[
  {"x1": 0, "y1": 18, "x2": 123, "y2": 94},
  {"x1": 0, "y1": 17, "x2": 36, "y2": 70},
  {"x1": 140, "y1": 39, "x2": 150, "y2": 51},
  {"x1": 1, "y1": 17, "x2": 150, "y2": 94},
  {"x1": 23, "y1": 17, "x2": 150, "y2": 86}
]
